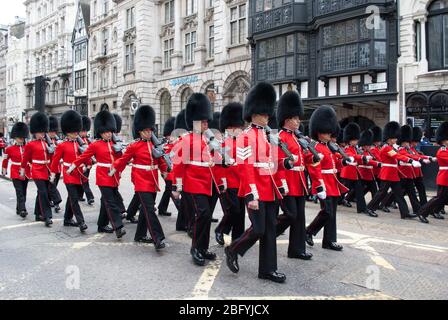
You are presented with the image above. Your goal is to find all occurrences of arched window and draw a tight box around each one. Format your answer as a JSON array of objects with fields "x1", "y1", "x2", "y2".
[
  {"x1": 181, "y1": 87, "x2": 194, "y2": 109},
  {"x1": 61, "y1": 80, "x2": 69, "y2": 103},
  {"x1": 45, "y1": 84, "x2": 51, "y2": 104},
  {"x1": 160, "y1": 91, "x2": 172, "y2": 134},
  {"x1": 428, "y1": 0, "x2": 448, "y2": 71},
  {"x1": 53, "y1": 81, "x2": 60, "y2": 104}
]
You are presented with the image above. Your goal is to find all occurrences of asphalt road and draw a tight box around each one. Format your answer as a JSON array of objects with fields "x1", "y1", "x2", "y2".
[{"x1": 0, "y1": 169, "x2": 447, "y2": 300}]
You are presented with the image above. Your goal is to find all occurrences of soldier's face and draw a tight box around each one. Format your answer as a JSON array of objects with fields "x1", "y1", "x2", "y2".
[
  {"x1": 35, "y1": 133, "x2": 45, "y2": 139},
  {"x1": 67, "y1": 133, "x2": 78, "y2": 139},
  {"x1": 285, "y1": 117, "x2": 300, "y2": 130},
  {"x1": 318, "y1": 133, "x2": 331, "y2": 142},
  {"x1": 350, "y1": 139, "x2": 359, "y2": 146},
  {"x1": 101, "y1": 132, "x2": 112, "y2": 140},
  {"x1": 15, "y1": 138, "x2": 24, "y2": 144},
  {"x1": 80, "y1": 131, "x2": 87, "y2": 137},
  {"x1": 49, "y1": 132, "x2": 57, "y2": 138},
  {"x1": 252, "y1": 114, "x2": 269, "y2": 127},
  {"x1": 140, "y1": 129, "x2": 152, "y2": 140},
  {"x1": 226, "y1": 127, "x2": 243, "y2": 136}
]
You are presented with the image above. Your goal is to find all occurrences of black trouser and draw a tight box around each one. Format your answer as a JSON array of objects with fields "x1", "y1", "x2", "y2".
[
  {"x1": 307, "y1": 196, "x2": 339, "y2": 245},
  {"x1": 414, "y1": 177, "x2": 428, "y2": 206},
  {"x1": 79, "y1": 169, "x2": 94, "y2": 201},
  {"x1": 158, "y1": 180, "x2": 180, "y2": 214},
  {"x1": 342, "y1": 179, "x2": 367, "y2": 212},
  {"x1": 346, "y1": 180, "x2": 378, "y2": 202},
  {"x1": 12, "y1": 179, "x2": 28, "y2": 214},
  {"x1": 48, "y1": 173, "x2": 62, "y2": 205},
  {"x1": 401, "y1": 178, "x2": 421, "y2": 213},
  {"x1": 176, "y1": 192, "x2": 193, "y2": 231},
  {"x1": 418, "y1": 186, "x2": 448, "y2": 217},
  {"x1": 98, "y1": 186, "x2": 124, "y2": 230},
  {"x1": 229, "y1": 200, "x2": 279, "y2": 275},
  {"x1": 117, "y1": 189, "x2": 126, "y2": 214},
  {"x1": 127, "y1": 193, "x2": 140, "y2": 219},
  {"x1": 277, "y1": 196, "x2": 307, "y2": 255},
  {"x1": 134, "y1": 192, "x2": 165, "y2": 243},
  {"x1": 210, "y1": 187, "x2": 220, "y2": 217},
  {"x1": 189, "y1": 193, "x2": 214, "y2": 251},
  {"x1": 215, "y1": 189, "x2": 245, "y2": 242},
  {"x1": 34, "y1": 179, "x2": 53, "y2": 220},
  {"x1": 368, "y1": 181, "x2": 410, "y2": 218},
  {"x1": 64, "y1": 184, "x2": 85, "y2": 224}
]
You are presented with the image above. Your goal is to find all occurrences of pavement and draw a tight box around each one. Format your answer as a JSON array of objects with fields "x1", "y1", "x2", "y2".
[{"x1": 0, "y1": 168, "x2": 447, "y2": 300}]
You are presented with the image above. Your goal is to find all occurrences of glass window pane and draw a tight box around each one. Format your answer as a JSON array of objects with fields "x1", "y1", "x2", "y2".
[
  {"x1": 297, "y1": 33, "x2": 308, "y2": 53},
  {"x1": 267, "y1": 59, "x2": 276, "y2": 80},
  {"x1": 256, "y1": 0, "x2": 264, "y2": 12},
  {"x1": 297, "y1": 55, "x2": 308, "y2": 76},
  {"x1": 240, "y1": 4, "x2": 246, "y2": 17},
  {"x1": 374, "y1": 41, "x2": 386, "y2": 66},
  {"x1": 275, "y1": 36, "x2": 285, "y2": 56},
  {"x1": 323, "y1": 26, "x2": 332, "y2": 47},
  {"x1": 259, "y1": 41, "x2": 266, "y2": 59},
  {"x1": 333, "y1": 46, "x2": 345, "y2": 70},
  {"x1": 359, "y1": 42, "x2": 371, "y2": 67},
  {"x1": 276, "y1": 57, "x2": 285, "y2": 79},
  {"x1": 444, "y1": 15, "x2": 448, "y2": 67},
  {"x1": 346, "y1": 19, "x2": 358, "y2": 42},
  {"x1": 360, "y1": 18, "x2": 371, "y2": 40},
  {"x1": 322, "y1": 48, "x2": 332, "y2": 72},
  {"x1": 334, "y1": 22, "x2": 346, "y2": 45},
  {"x1": 265, "y1": 0, "x2": 272, "y2": 11},
  {"x1": 266, "y1": 38, "x2": 275, "y2": 58},
  {"x1": 258, "y1": 61, "x2": 266, "y2": 80},
  {"x1": 347, "y1": 44, "x2": 358, "y2": 69},
  {"x1": 374, "y1": 18, "x2": 387, "y2": 39},
  {"x1": 273, "y1": 0, "x2": 282, "y2": 8},
  {"x1": 428, "y1": 15, "x2": 443, "y2": 70},
  {"x1": 286, "y1": 56, "x2": 294, "y2": 77},
  {"x1": 286, "y1": 34, "x2": 294, "y2": 53},
  {"x1": 239, "y1": 18, "x2": 246, "y2": 43},
  {"x1": 231, "y1": 7, "x2": 238, "y2": 21}
]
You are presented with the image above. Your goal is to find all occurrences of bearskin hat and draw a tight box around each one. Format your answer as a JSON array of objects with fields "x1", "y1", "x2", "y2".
[
  {"x1": 133, "y1": 105, "x2": 156, "y2": 139},
  {"x1": 268, "y1": 112, "x2": 278, "y2": 130},
  {"x1": 209, "y1": 112, "x2": 221, "y2": 131},
  {"x1": 383, "y1": 121, "x2": 401, "y2": 142},
  {"x1": 94, "y1": 110, "x2": 116, "y2": 138},
  {"x1": 399, "y1": 125, "x2": 413, "y2": 144},
  {"x1": 277, "y1": 91, "x2": 304, "y2": 128},
  {"x1": 343, "y1": 123, "x2": 361, "y2": 143},
  {"x1": 185, "y1": 93, "x2": 213, "y2": 130},
  {"x1": 309, "y1": 106, "x2": 338, "y2": 140},
  {"x1": 82, "y1": 116, "x2": 92, "y2": 132},
  {"x1": 412, "y1": 127, "x2": 423, "y2": 143},
  {"x1": 61, "y1": 110, "x2": 82, "y2": 135},
  {"x1": 10, "y1": 122, "x2": 29, "y2": 139},
  {"x1": 163, "y1": 117, "x2": 176, "y2": 137},
  {"x1": 113, "y1": 114, "x2": 122, "y2": 133},
  {"x1": 436, "y1": 122, "x2": 448, "y2": 145},
  {"x1": 244, "y1": 82, "x2": 276, "y2": 122},
  {"x1": 220, "y1": 102, "x2": 244, "y2": 132},
  {"x1": 371, "y1": 126, "x2": 383, "y2": 143},
  {"x1": 49, "y1": 116, "x2": 59, "y2": 133},
  {"x1": 359, "y1": 130, "x2": 374, "y2": 147},
  {"x1": 30, "y1": 112, "x2": 49, "y2": 134},
  {"x1": 335, "y1": 124, "x2": 343, "y2": 142},
  {"x1": 174, "y1": 109, "x2": 188, "y2": 131}
]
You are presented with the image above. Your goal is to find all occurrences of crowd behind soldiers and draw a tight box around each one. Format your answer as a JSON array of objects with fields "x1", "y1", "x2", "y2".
[{"x1": 2, "y1": 81, "x2": 448, "y2": 284}]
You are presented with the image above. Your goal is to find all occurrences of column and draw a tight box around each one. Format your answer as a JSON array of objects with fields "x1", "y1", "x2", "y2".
[
  {"x1": 194, "y1": 0, "x2": 207, "y2": 68},
  {"x1": 153, "y1": 2, "x2": 162, "y2": 75},
  {"x1": 419, "y1": 17, "x2": 428, "y2": 74},
  {"x1": 172, "y1": 0, "x2": 183, "y2": 71}
]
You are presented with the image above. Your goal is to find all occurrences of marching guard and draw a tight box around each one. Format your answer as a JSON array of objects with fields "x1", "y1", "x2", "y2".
[
  {"x1": 50, "y1": 110, "x2": 88, "y2": 232},
  {"x1": 47, "y1": 116, "x2": 62, "y2": 213},
  {"x1": 67, "y1": 110, "x2": 126, "y2": 239},
  {"x1": 112, "y1": 105, "x2": 169, "y2": 250},
  {"x1": 224, "y1": 82, "x2": 286, "y2": 283},
  {"x1": 78, "y1": 116, "x2": 95, "y2": 205},
  {"x1": 2, "y1": 122, "x2": 30, "y2": 218},
  {"x1": 20, "y1": 112, "x2": 53, "y2": 227}
]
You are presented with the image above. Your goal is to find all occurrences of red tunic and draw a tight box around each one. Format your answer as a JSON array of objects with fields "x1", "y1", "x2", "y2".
[
  {"x1": 163, "y1": 141, "x2": 175, "y2": 182},
  {"x1": 357, "y1": 149, "x2": 380, "y2": 181},
  {"x1": 50, "y1": 140, "x2": 85, "y2": 185},
  {"x1": 370, "y1": 146, "x2": 382, "y2": 177},
  {"x1": 236, "y1": 125, "x2": 283, "y2": 202},
  {"x1": 72, "y1": 140, "x2": 121, "y2": 187},
  {"x1": 436, "y1": 147, "x2": 448, "y2": 187},
  {"x1": 114, "y1": 139, "x2": 169, "y2": 193},
  {"x1": 340, "y1": 145, "x2": 364, "y2": 180},
  {"x1": 378, "y1": 145, "x2": 412, "y2": 182},
  {"x1": 213, "y1": 135, "x2": 241, "y2": 190},
  {"x1": 309, "y1": 142, "x2": 348, "y2": 197},
  {"x1": 21, "y1": 139, "x2": 51, "y2": 180},
  {"x1": 409, "y1": 147, "x2": 430, "y2": 178},
  {"x1": 3, "y1": 144, "x2": 30, "y2": 180}
]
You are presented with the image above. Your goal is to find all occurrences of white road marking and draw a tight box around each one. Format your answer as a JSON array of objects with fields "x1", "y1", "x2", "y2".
[
  {"x1": 0, "y1": 219, "x2": 63, "y2": 231},
  {"x1": 191, "y1": 259, "x2": 222, "y2": 299},
  {"x1": 71, "y1": 233, "x2": 105, "y2": 249}
]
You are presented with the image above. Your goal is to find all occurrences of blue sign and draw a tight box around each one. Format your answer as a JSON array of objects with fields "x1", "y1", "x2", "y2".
[{"x1": 170, "y1": 75, "x2": 199, "y2": 87}]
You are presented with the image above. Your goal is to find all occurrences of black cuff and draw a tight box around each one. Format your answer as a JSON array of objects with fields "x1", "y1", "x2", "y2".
[
  {"x1": 408, "y1": 159, "x2": 414, "y2": 164},
  {"x1": 316, "y1": 186, "x2": 324, "y2": 193},
  {"x1": 246, "y1": 194, "x2": 255, "y2": 203},
  {"x1": 284, "y1": 158, "x2": 294, "y2": 170},
  {"x1": 362, "y1": 156, "x2": 368, "y2": 164}
]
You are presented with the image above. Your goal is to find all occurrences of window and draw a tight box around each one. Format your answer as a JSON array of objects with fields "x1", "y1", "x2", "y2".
[
  {"x1": 93, "y1": 1, "x2": 97, "y2": 17},
  {"x1": 103, "y1": 0, "x2": 109, "y2": 15},
  {"x1": 186, "y1": 0, "x2": 197, "y2": 16},
  {"x1": 36, "y1": 32, "x2": 40, "y2": 46},
  {"x1": 160, "y1": 91, "x2": 172, "y2": 135},
  {"x1": 415, "y1": 21, "x2": 422, "y2": 62},
  {"x1": 92, "y1": 72, "x2": 97, "y2": 89},
  {"x1": 102, "y1": 29, "x2": 109, "y2": 55},
  {"x1": 185, "y1": 31, "x2": 196, "y2": 63},
  {"x1": 48, "y1": 53, "x2": 53, "y2": 71},
  {"x1": 75, "y1": 70, "x2": 86, "y2": 90},
  {"x1": 255, "y1": 0, "x2": 291, "y2": 12},
  {"x1": 165, "y1": 1, "x2": 174, "y2": 23},
  {"x1": 36, "y1": 58, "x2": 40, "y2": 74},
  {"x1": 320, "y1": 18, "x2": 387, "y2": 74},
  {"x1": 181, "y1": 87, "x2": 194, "y2": 109},
  {"x1": 100, "y1": 68, "x2": 108, "y2": 89},
  {"x1": 207, "y1": 0, "x2": 214, "y2": 8},
  {"x1": 428, "y1": 0, "x2": 448, "y2": 71},
  {"x1": 53, "y1": 82, "x2": 59, "y2": 104},
  {"x1": 208, "y1": 25, "x2": 215, "y2": 58},
  {"x1": 48, "y1": 26, "x2": 52, "y2": 41},
  {"x1": 113, "y1": 66, "x2": 118, "y2": 84},
  {"x1": 230, "y1": 4, "x2": 246, "y2": 45},
  {"x1": 164, "y1": 38, "x2": 174, "y2": 69},
  {"x1": 125, "y1": 43, "x2": 135, "y2": 71},
  {"x1": 126, "y1": 7, "x2": 135, "y2": 29}
]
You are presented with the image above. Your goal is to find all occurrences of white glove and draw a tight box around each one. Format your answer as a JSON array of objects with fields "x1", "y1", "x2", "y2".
[
  {"x1": 348, "y1": 161, "x2": 358, "y2": 166},
  {"x1": 365, "y1": 156, "x2": 373, "y2": 162},
  {"x1": 108, "y1": 168, "x2": 117, "y2": 177},
  {"x1": 317, "y1": 191, "x2": 327, "y2": 200},
  {"x1": 423, "y1": 159, "x2": 431, "y2": 164},
  {"x1": 318, "y1": 153, "x2": 324, "y2": 161},
  {"x1": 19, "y1": 168, "x2": 25, "y2": 178},
  {"x1": 349, "y1": 157, "x2": 355, "y2": 163},
  {"x1": 412, "y1": 161, "x2": 422, "y2": 168},
  {"x1": 431, "y1": 157, "x2": 438, "y2": 163},
  {"x1": 49, "y1": 173, "x2": 56, "y2": 184}
]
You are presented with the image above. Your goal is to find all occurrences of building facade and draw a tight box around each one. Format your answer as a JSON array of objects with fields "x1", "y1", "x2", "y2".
[
  {"x1": 249, "y1": 0, "x2": 398, "y2": 128},
  {"x1": 72, "y1": 0, "x2": 90, "y2": 116},
  {"x1": 399, "y1": 0, "x2": 448, "y2": 139},
  {"x1": 23, "y1": 0, "x2": 77, "y2": 120},
  {"x1": 85, "y1": 0, "x2": 251, "y2": 139},
  {"x1": 0, "y1": 25, "x2": 8, "y2": 134},
  {"x1": 5, "y1": 20, "x2": 26, "y2": 134}
]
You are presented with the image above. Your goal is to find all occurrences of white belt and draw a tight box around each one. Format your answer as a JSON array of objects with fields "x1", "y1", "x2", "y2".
[
  {"x1": 10, "y1": 161, "x2": 21, "y2": 166},
  {"x1": 63, "y1": 162, "x2": 73, "y2": 167},
  {"x1": 292, "y1": 166, "x2": 305, "y2": 172},
  {"x1": 400, "y1": 163, "x2": 412, "y2": 167},
  {"x1": 359, "y1": 165, "x2": 373, "y2": 169},
  {"x1": 254, "y1": 162, "x2": 275, "y2": 169},
  {"x1": 32, "y1": 160, "x2": 50, "y2": 165},
  {"x1": 322, "y1": 169, "x2": 337, "y2": 174},
  {"x1": 439, "y1": 167, "x2": 448, "y2": 170},
  {"x1": 132, "y1": 164, "x2": 158, "y2": 171},
  {"x1": 382, "y1": 164, "x2": 397, "y2": 168},
  {"x1": 189, "y1": 161, "x2": 210, "y2": 168},
  {"x1": 96, "y1": 162, "x2": 112, "y2": 168}
]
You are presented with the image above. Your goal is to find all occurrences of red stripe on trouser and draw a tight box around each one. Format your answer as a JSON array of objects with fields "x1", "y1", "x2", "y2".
[
  {"x1": 137, "y1": 193, "x2": 156, "y2": 242},
  {"x1": 102, "y1": 191, "x2": 117, "y2": 230},
  {"x1": 231, "y1": 205, "x2": 255, "y2": 253},
  {"x1": 190, "y1": 195, "x2": 200, "y2": 248}
]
